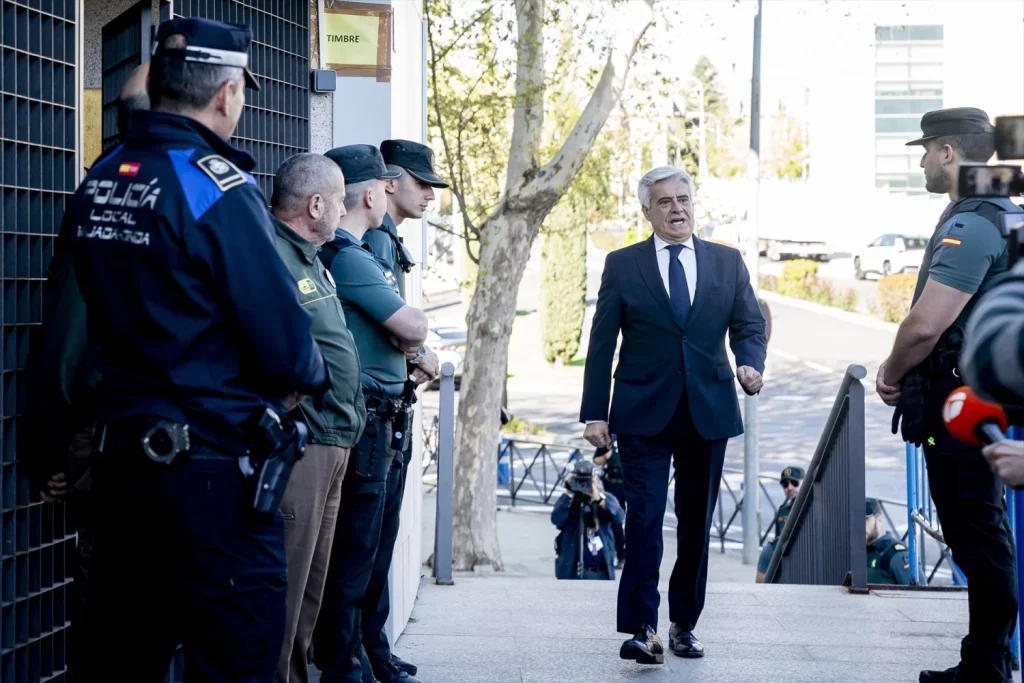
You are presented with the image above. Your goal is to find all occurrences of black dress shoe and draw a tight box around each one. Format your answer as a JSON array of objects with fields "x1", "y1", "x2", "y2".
[
  {"x1": 619, "y1": 625, "x2": 664, "y2": 665},
  {"x1": 919, "y1": 667, "x2": 958, "y2": 683},
  {"x1": 391, "y1": 654, "x2": 418, "y2": 677},
  {"x1": 668, "y1": 623, "x2": 705, "y2": 658},
  {"x1": 377, "y1": 665, "x2": 422, "y2": 683}
]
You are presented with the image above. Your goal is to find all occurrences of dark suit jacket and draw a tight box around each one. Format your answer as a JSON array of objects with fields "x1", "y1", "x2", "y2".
[{"x1": 580, "y1": 235, "x2": 767, "y2": 440}]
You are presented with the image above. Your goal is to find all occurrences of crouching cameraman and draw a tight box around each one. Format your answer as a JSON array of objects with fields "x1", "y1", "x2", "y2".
[{"x1": 552, "y1": 460, "x2": 624, "y2": 580}]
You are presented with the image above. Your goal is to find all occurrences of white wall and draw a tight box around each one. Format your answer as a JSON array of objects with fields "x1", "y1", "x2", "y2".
[
  {"x1": 802, "y1": 0, "x2": 1024, "y2": 247},
  {"x1": 327, "y1": 0, "x2": 427, "y2": 643}
]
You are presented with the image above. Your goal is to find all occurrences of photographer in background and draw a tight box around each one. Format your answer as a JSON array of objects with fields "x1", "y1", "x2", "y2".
[
  {"x1": 552, "y1": 460, "x2": 624, "y2": 580},
  {"x1": 593, "y1": 441, "x2": 626, "y2": 568}
]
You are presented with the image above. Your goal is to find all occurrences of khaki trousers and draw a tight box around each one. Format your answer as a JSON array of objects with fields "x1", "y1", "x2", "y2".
[{"x1": 277, "y1": 444, "x2": 350, "y2": 683}]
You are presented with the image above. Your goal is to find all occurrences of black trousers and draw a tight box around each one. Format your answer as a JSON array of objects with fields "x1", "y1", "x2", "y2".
[
  {"x1": 361, "y1": 448, "x2": 411, "y2": 681},
  {"x1": 603, "y1": 478, "x2": 627, "y2": 559},
  {"x1": 615, "y1": 395, "x2": 727, "y2": 634},
  {"x1": 313, "y1": 416, "x2": 394, "y2": 683},
  {"x1": 84, "y1": 445, "x2": 287, "y2": 682},
  {"x1": 923, "y1": 370, "x2": 1018, "y2": 682}
]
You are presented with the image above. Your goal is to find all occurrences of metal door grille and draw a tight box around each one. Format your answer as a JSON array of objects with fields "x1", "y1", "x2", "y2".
[
  {"x1": 175, "y1": 0, "x2": 310, "y2": 198},
  {"x1": 0, "y1": 0, "x2": 79, "y2": 680},
  {"x1": 100, "y1": 1, "x2": 151, "y2": 151}
]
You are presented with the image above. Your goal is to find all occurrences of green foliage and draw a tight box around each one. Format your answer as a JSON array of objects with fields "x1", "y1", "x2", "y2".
[
  {"x1": 877, "y1": 273, "x2": 917, "y2": 323},
  {"x1": 502, "y1": 415, "x2": 548, "y2": 436},
  {"x1": 760, "y1": 260, "x2": 857, "y2": 312},
  {"x1": 668, "y1": 55, "x2": 746, "y2": 184},
  {"x1": 541, "y1": 204, "x2": 587, "y2": 365},
  {"x1": 426, "y1": 0, "x2": 517, "y2": 263},
  {"x1": 765, "y1": 101, "x2": 809, "y2": 181}
]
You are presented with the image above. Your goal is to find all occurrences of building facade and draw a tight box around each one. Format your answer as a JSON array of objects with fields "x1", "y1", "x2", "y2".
[{"x1": 0, "y1": 0, "x2": 426, "y2": 678}]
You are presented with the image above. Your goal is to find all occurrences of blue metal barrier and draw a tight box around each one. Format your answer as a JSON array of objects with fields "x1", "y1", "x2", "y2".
[{"x1": 1011, "y1": 425, "x2": 1024, "y2": 671}]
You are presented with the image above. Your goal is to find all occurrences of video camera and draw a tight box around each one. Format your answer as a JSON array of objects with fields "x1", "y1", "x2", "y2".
[
  {"x1": 957, "y1": 116, "x2": 1024, "y2": 198},
  {"x1": 957, "y1": 115, "x2": 1024, "y2": 266},
  {"x1": 566, "y1": 459, "x2": 600, "y2": 499}
]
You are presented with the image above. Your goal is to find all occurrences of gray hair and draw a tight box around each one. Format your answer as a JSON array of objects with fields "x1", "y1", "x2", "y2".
[
  {"x1": 271, "y1": 153, "x2": 344, "y2": 213},
  {"x1": 149, "y1": 34, "x2": 244, "y2": 111},
  {"x1": 637, "y1": 166, "x2": 695, "y2": 209},
  {"x1": 343, "y1": 179, "x2": 375, "y2": 211}
]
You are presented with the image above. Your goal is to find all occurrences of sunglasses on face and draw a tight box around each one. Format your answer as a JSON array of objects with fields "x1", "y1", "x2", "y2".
[{"x1": 781, "y1": 479, "x2": 799, "y2": 489}]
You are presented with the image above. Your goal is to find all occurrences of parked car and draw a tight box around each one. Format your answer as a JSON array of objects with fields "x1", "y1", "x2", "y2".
[
  {"x1": 426, "y1": 326, "x2": 465, "y2": 390},
  {"x1": 853, "y1": 234, "x2": 928, "y2": 279}
]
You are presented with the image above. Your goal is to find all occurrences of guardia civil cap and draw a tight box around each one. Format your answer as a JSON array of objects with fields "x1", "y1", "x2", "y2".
[
  {"x1": 324, "y1": 144, "x2": 403, "y2": 184},
  {"x1": 905, "y1": 107, "x2": 994, "y2": 146},
  {"x1": 380, "y1": 139, "x2": 449, "y2": 188},
  {"x1": 781, "y1": 466, "x2": 805, "y2": 482}
]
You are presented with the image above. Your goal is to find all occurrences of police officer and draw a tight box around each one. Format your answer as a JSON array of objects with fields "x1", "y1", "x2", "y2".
[
  {"x1": 269, "y1": 153, "x2": 368, "y2": 683},
  {"x1": 313, "y1": 145, "x2": 429, "y2": 683},
  {"x1": 70, "y1": 18, "x2": 330, "y2": 681},
  {"x1": 356, "y1": 139, "x2": 447, "y2": 683},
  {"x1": 755, "y1": 466, "x2": 803, "y2": 583},
  {"x1": 865, "y1": 499, "x2": 913, "y2": 586},
  {"x1": 877, "y1": 108, "x2": 1019, "y2": 683}
]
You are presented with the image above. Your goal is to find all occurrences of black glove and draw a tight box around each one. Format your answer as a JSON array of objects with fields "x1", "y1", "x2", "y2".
[{"x1": 892, "y1": 369, "x2": 929, "y2": 447}]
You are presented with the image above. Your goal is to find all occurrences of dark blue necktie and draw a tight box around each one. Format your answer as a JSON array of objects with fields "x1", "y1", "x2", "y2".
[{"x1": 667, "y1": 243, "x2": 691, "y2": 326}]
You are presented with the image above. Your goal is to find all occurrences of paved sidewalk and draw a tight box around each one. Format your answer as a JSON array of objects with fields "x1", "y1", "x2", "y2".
[
  {"x1": 400, "y1": 498, "x2": 1022, "y2": 683},
  {"x1": 395, "y1": 578, "x2": 1007, "y2": 683}
]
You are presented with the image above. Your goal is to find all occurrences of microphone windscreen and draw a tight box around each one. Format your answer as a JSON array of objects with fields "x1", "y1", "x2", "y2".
[{"x1": 943, "y1": 386, "x2": 1009, "y2": 446}]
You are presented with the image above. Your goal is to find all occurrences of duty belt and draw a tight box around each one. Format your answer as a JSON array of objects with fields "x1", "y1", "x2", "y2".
[
  {"x1": 364, "y1": 391, "x2": 407, "y2": 420},
  {"x1": 93, "y1": 418, "x2": 226, "y2": 465}
]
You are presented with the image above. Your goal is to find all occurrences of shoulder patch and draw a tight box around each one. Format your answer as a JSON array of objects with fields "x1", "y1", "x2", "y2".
[
  {"x1": 894, "y1": 543, "x2": 906, "y2": 551},
  {"x1": 195, "y1": 154, "x2": 247, "y2": 192}
]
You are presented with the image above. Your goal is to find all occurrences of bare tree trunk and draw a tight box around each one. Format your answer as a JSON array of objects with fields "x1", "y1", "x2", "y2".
[
  {"x1": 449, "y1": 0, "x2": 654, "y2": 572},
  {"x1": 453, "y1": 208, "x2": 551, "y2": 570}
]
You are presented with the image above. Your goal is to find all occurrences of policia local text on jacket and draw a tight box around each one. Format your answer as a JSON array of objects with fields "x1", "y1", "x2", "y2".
[{"x1": 68, "y1": 17, "x2": 330, "y2": 680}]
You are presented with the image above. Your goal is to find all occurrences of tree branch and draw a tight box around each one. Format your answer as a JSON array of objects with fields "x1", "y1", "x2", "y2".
[
  {"x1": 525, "y1": 0, "x2": 654, "y2": 198},
  {"x1": 427, "y1": 7, "x2": 480, "y2": 242},
  {"x1": 505, "y1": 0, "x2": 546, "y2": 194},
  {"x1": 433, "y1": 3, "x2": 496, "y2": 64}
]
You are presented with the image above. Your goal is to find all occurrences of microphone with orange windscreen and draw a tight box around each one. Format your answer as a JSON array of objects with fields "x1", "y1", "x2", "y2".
[{"x1": 942, "y1": 386, "x2": 1010, "y2": 446}]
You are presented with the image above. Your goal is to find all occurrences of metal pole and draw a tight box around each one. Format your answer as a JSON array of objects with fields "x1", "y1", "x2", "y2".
[
  {"x1": 742, "y1": 0, "x2": 763, "y2": 566},
  {"x1": 905, "y1": 443, "x2": 920, "y2": 584},
  {"x1": 697, "y1": 80, "x2": 706, "y2": 184},
  {"x1": 433, "y1": 362, "x2": 456, "y2": 585}
]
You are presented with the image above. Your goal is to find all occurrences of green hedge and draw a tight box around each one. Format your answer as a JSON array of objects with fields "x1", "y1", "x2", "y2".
[{"x1": 759, "y1": 259, "x2": 857, "y2": 312}]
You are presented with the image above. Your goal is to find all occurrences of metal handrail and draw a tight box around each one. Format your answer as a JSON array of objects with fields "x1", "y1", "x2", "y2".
[{"x1": 764, "y1": 365, "x2": 867, "y2": 589}]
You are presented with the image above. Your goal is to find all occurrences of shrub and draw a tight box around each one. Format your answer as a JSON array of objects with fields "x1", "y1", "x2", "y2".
[
  {"x1": 762, "y1": 259, "x2": 858, "y2": 311},
  {"x1": 877, "y1": 273, "x2": 917, "y2": 323}
]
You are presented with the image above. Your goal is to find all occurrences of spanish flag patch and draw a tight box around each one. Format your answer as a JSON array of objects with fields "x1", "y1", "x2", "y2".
[
  {"x1": 118, "y1": 162, "x2": 140, "y2": 176},
  {"x1": 941, "y1": 237, "x2": 961, "y2": 246}
]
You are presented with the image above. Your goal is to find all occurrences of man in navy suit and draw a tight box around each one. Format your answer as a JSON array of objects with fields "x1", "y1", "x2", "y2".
[{"x1": 580, "y1": 166, "x2": 767, "y2": 664}]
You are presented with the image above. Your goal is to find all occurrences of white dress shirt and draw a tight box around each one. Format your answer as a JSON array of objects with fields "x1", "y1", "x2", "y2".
[
  {"x1": 653, "y1": 233, "x2": 697, "y2": 304},
  {"x1": 585, "y1": 234, "x2": 698, "y2": 426}
]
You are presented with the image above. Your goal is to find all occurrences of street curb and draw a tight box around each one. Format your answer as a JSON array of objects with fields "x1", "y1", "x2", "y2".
[{"x1": 759, "y1": 290, "x2": 900, "y2": 333}]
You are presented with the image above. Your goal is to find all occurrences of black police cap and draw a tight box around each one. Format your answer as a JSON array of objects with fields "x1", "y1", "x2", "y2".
[
  {"x1": 905, "y1": 107, "x2": 993, "y2": 146},
  {"x1": 324, "y1": 144, "x2": 402, "y2": 185},
  {"x1": 380, "y1": 139, "x2": 449, "y2": 188},
  {"x1": 153, "y1": 18, "x2": 260, "y2": 91},
  {"x1": 781, "y1": 466, "x2": 805, "y2": 482}
]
